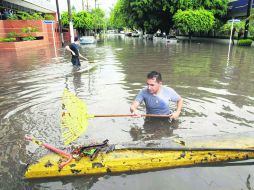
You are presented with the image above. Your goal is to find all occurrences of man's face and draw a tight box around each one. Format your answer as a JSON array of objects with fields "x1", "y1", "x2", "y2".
[{"x1": 146, "y1": 77, "x2": 161, "y2": 95}]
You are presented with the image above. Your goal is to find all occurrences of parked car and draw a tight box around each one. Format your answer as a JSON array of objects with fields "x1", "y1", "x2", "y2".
[
  {"x1": 131, "y1": 32, "x2": 140, "y2": 37},
  {"x1": 80, "y1": 36, "x2": 96, "y2": 44},
  {"x1": 144, "y1": 34, "x2": 153, "y2": 40},
  {"x1": 166, "y1": 35, "x2": 179, "y2": 43},
  {"x1": 125, "y1": 32, "x2": 132, "y2": 37}
]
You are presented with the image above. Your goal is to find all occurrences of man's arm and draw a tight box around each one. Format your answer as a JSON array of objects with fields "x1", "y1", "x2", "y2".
[
  {"x1": 170, "y1": 97, "x2": 183, "y2": 119},
  {"x1": 65, "y1": 45, "x2": 76, "y2": 56},
  {"x1": 130, "y1": 100, "x2": 141, "y2": 117},
  {"x1": 79, "y1": 53, "x2": 88, "y2": 61}
]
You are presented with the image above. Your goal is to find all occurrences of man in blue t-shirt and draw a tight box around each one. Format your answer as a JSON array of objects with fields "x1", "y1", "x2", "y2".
[
  {"x1": 65, "y1": 36, "x2": 88, "y2": 68},
  {"x1": 130, "y1": 71, "x2": 183, "y2": 119}
]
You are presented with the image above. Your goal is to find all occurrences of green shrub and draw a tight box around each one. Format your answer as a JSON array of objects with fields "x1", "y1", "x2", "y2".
[
  {"x1": 7, "y1": 32, "x2": 19, "y2": 38},
  {"x1": 22, "y1": 36, "x2": 36, "y2": 41},
  {"x1": 7, "y1": 14, "x2": 19, "y2": 20},
  {"x1": 44, "y1": 14, "x2": 54, "y2": 20},
  {"x1": 22, "y1": 26, "x2": 39, "y2": 33},
  {"x1": 17, "y1": 11, "x2": 33, "y2": 20},
  {"x1": 32, "y1": 12, "x2": 44, "y2": 20},
  {"x1": 247, "y1": 36, "x2": 254, "y2": 41},
  {"x1": 237, "y1": 39, "x2": 253, "y2": 46},
  {"x1": 0, "y1": 37, "x2": 16, "y2": 42},
  {"x1": 7, "y1": 11, "x2": 54, "y2": 21}
]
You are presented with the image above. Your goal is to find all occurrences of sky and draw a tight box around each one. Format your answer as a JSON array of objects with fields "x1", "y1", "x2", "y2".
[{"x1": 58, "y1": 0, "x2": 117, "y2": 16}]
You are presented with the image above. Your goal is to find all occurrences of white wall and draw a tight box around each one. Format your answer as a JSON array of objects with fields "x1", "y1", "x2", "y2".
[{"x1": 4, "y1": 0, "x2": 56, "y2": 13}]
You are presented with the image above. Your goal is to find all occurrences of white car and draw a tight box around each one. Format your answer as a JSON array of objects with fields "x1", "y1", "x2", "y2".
[{"x1": 80, "y1": 36, "x2": 96, "y2": 44}]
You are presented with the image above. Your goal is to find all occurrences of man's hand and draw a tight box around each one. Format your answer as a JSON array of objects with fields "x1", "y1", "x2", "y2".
[
  {"x1": 130, "y1": 101, "x2": 141, "y2": 117},
  {"x1": 170, "y1": 98, "x2": 183, "y2": 120},
  {"x1": 169, "y1": 111, "x2": 180, "y2": 120},
  {"x1": 131, "y1": 110, "x2": 141, "y2": 118}
]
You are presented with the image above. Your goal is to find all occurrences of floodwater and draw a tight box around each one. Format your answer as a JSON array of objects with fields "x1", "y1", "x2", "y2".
[{"x1": 0, "y1": 35, "x2": 254, "y2": 189}]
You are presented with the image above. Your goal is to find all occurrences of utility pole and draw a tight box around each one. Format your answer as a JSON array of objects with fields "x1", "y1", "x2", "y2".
[
  {"x1": 244, "y1": 0, "x2": 253, "y2": 38},
  {"x1": 82, "y1": 0, "x2": 84, "y2": 10},
  {"x1": 94, "y1": 0, "x2": 97, "y2": 35},
  {"x1": 67, "y1": 0, "x2": 74, "y2": 42},
  {"x1": 86, "y1": 0, "x2": 89, "y2": 10},
  {"x1": 56, "y1": 0, "x2": 64, "y2": 47}
]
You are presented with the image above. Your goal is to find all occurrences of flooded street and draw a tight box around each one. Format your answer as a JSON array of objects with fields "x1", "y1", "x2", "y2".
[{"x1": 0, "y1": 35, "x2": 254, "y2": 189}]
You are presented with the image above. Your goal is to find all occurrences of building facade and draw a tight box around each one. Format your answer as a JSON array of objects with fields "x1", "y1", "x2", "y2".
[
  {"x1": 0, "y1": 0, "x2": 63, "y2": 51},
  {"x1": 0, "y1": 0, "x2": 56, "y2": 14},
  {"x1": 228, "y1": 0, "x2": 254, "y2": 17}
]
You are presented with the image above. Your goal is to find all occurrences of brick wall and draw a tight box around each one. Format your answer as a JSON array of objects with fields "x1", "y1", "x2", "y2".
[{"x1": 0, "y1": 19, "x2": 62, "y2": 50}]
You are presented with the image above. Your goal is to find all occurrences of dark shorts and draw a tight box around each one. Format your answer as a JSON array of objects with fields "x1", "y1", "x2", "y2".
[{"x1": 71, "y1": 57, "x2": 81, "y2": 66}]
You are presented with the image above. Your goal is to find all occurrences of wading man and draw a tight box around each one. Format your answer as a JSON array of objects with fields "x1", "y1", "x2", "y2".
[
  {"x1": 65, "y1": 36, "x2": 88, "y2": 69},
  {"x1": 130, "y1": 71, "x2": 183, "y2": 120}
]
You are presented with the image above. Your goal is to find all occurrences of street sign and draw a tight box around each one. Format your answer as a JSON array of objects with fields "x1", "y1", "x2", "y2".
[
  {"x1": 227, "y1": 19, "x2": 241, "y2": 23},
  {"x1": 43, "y1": 20, "x2": 55, "y2": 24}
]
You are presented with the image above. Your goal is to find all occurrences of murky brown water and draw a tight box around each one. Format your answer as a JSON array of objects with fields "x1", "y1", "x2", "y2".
[{"x1": 0, "y1": 35, "x2": 254, "y2": 189}]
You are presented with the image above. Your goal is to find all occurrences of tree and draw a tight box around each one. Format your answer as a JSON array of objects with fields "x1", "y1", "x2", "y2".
[
  {"x1": 61, "y1": 9, "x2": 105, "y2": 35},
  {"x1": 173, "y1": 9, "x2": 215, "y2": 40},
  {"x1": 91, "y1": 8, "x2": 105, "y2": 32},
  {"x1": 178, "y1": 0, "x2": 228, "y2": 18},
  {"x1": 110, "y1": 0, "x2": 228, "y2": 34},
  {"x1": 220, "y1": 20, "x2": 254, "y2": 37},
  {"x1": 178, "y1": 0, "x2": 228, "y2": 32},
  {"x1": 247, "y1": 13, "x2": 254, "y2": 36},
  {"x1": 61, "y1": 12, "x2": 69, "y2": 27},
  {"x1": 220, "y1": 21, "x2": 244, "y2": 34},
  {"x1": 109, "y1": 1, "x2": 125, "y2": 30},
  {"x1": 110, "y1": 0, "x2": 180, "y2": 34},
  {"x1": 73, "y1": 11, "x2": 93, "y2": 35}
]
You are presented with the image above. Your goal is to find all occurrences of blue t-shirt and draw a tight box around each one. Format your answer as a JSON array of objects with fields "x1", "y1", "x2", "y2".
[
  {"x1": 69, "y1": 43, "x2": 79, "y2": 58},
  {"x1": 135, "y1": 86, "x2": 181, "y2": 115}
]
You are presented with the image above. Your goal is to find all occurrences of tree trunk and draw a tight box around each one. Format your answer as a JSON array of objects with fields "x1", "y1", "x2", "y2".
[{"x1": 188, "y1": 32, "x2": 192, "y2": 41}]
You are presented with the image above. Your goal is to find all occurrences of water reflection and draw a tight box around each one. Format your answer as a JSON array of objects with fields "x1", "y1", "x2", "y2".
[{"x1": 130, "y1": 118, "x2": 179, "y2": 141}]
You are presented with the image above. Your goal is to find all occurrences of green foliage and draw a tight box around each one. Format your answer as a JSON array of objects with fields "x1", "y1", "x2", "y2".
[
  {"x1": 7, "y1": 32, "x2": 19, "y2": 38},
  {"x1": 17, "y1": 11, "x2": 43, "y2": 20},
  {"x1": 248, "y1": 36, "x2": 254, "y2": 41},
  {"x1": 7, "y1": 14, "x2": 19, "y2": 20},
  {"x1": 113, "y1": 0, "x2": 175, "y2": 33},
  {"x1": 110, "y1": 0, "x2": 228, "y2": 33},
  {"x1": 0, "y1": 37, "x2": 16, "y2": 42},
  {"x1": 61, "y1": 9, "x2": 105, "y2": 31},
  {"x1": 31, "y1": 12, "x2": 44, "y2": 20},
  {"x1": 6, "y1": 12, "x2": 54, "y2": 21},
  {"x1": 247, "y1": 13, "x2": 254, "y2": 21},
  {"x1": 73, "y1": 11, "x2": 93, "y2": 30},
  {"x1": 109, "y1": 0, "x2": 125, "y2": 29},
  {"x1": 44, "y1": 14, "x2": 55, "y2": 20},
  {"x1": 91, "y1": 8, "x2": 105, "y2": 30},
  {"x1": 22, "y1": 26, "x2": 39, "y2": 33},
  {"x1": 237, "y1": 39, "x2": 253, "y2": 46},
  {"x1": 22, "y1": 36, "x2": 36, "y2": 41},
  {"x1": 173, "y1": 9, "x2": 215, "y2": 35},
  {"x1": 220, "y1": 21, "x2": 245, "y2": 34},
  {"x1": 17, "y1": 11, "x2": 33, "y2": 20},
  {"x1": 178, "y1": 0, "x2": 228, "y2": 18},
  {"x1": 61, "y1": 12, "x2": 69, "y2": 27},
  {"x1": 220, "y1": 21, "x2": 254, "y2": 36}
]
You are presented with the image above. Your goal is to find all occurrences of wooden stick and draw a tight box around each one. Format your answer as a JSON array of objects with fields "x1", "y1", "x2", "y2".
[{"x1": 94, "y1": 114, "x2": 171, "y2": 118}]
